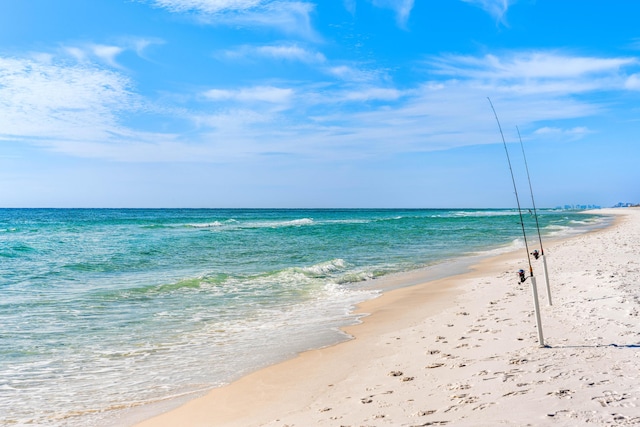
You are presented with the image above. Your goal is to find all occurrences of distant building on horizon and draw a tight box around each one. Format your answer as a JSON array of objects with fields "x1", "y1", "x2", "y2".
[{"x1": 557, "y1": 204, "x2": 602, "y2": 210}]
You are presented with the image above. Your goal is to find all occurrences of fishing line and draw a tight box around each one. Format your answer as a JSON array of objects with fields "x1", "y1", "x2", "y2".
[
  {"x1": 487, "y1": 97, "x2": 545, "y2": 347},
  {"x1": 487, "y1": 98, "x2": 533, "y2": 276},
  {"x1": 516, "y1": 126, "x2": 544, "y2": 257}
]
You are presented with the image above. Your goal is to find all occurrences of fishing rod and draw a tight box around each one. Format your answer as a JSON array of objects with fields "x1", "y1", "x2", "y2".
[
  {"x1": 516, "y1": 126, "x2": 552, "y2": 306},
  {"x1": 487, "y1": 97, "x2": 545, "y2": 347}
]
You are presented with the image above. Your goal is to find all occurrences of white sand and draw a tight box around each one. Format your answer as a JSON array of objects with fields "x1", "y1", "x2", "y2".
[{"x1": 135, "y1": 208, "x2": 640, "y2": 427}]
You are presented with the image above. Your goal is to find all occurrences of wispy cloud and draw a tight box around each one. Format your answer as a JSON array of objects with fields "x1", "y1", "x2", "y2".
[
  {"x1": 338, "y1": 87, "x2": 402, "y2": 102},
  {"x1": 0, "y1": 56, "x2": 135, "y2": 141},
  {"x1": 431, "y1": 52, "x2": 636, "y2": 79},
  {"x1": 91, "y1": 45, "x2": 125, "y2": 68},
  {"x1": 343, "y1": 0, "x2": 356, "y2": 14},
  {"x1": 128, "y1": 37, "x2": 166, "y2": 58},
  {"x1": 370, "y1": 0, "x2": 414, "y2": 27},
  {"x1": 326, "y1": 64, "x2": 385, "y2": 82},
  {"x1": 534, "y1": 126, "x2": 593, "y2": 137},
  {"x1": 0, "y1": 54, "x2": 184, "y2": 161},
  {"x1": 151, "y1": 0, "x2": 263, "y2": 14},
  {"x1": 625, "y1": 73, "x2": 640, "y2": 90},
  {"x1": 429, "y1": 52, "x2": 638, "y2": 94},
  {"x1": 61, "y1": 38, "x2": 164, "y2": 68},
  {"x1": 3, "y1": 49, "x2": 639, "y2": 163},
  {"x1": 220, "y1": 43, "x2": 325, "y2": 63},
  {"x1": 461, "y1": 0, "x2": 513, "y2": 24},
  {"x1": 148, "y1": 0, "x2": 318, "y2": 38},
  {"x1": 203, "y1": 85, "x2": 294, "y2": 104}
]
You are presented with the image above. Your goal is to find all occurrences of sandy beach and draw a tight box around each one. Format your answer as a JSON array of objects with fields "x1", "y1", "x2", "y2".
[{"x1": 134, "y1": 208, "x2": 640, "y2": 427}]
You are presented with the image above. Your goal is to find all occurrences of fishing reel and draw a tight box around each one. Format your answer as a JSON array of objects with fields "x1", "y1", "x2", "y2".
[
  {"x1": 517, "y1": 269, "x2": 527, "y2": 283},
  {"x1": 530, "y1": 249, "x2": 540, "y2": 260}
]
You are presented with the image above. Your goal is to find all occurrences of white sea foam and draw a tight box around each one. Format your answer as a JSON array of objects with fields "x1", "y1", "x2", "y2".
[
  {"x1": 285, "y1": 218, "x2": 314, "y2": 226},
  {"x1": 477, "y1": 238, "x2": 526, "y2": 257},
  {"x1": 240, "y1": 218, "x2": 315, "y2": 229},
  {"x1": 324, "y1": 219, "x2": 373, "y2": 224},
  {"x1": 185, "y1": 222, "x2": 223, "y2": 228},
  {"x1": 453, "y1": 210, "x2": 520, "y2": 217},
  {"x1": 300, "y1": 259, "x2": 347, "y2": 276}
]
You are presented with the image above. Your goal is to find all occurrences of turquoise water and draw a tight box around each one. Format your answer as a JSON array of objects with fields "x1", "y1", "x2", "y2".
[{"x1": 0, "y1": 208, "x2": 604, "y2": 426}]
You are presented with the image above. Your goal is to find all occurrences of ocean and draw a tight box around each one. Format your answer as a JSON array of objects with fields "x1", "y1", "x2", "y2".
[{"x1": 0, "y1": 208, "x2": 605, "y2": 426}]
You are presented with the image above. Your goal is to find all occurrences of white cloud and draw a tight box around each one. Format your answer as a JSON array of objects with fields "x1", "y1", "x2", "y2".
[
  {"x1": 148, "y1": 0, "x2": 317, "y2": 38},
  {"x1": 203, "y1": 85, "x2": 293, "y2": 103},
  {"x1": 431, "y1": 52, "x2": 636, "y2": 80},
  {"x1": 65, "y1": 44, "x2": 125, "y2": 67},
  {"x1": 128, "y1": 37, "x2": 166, "y2": 58},
  {"x1": 428, "y1": 52, "x2": 638, "y2": 97},
  {"x1": 64, "y1": 46, "x2": 88, "y2": 62},
  {"x1": 221, "y1": 43, "x2": 325, "y2": 63},
  {"x1": 533, "y1": 126, "x2": 591, "y2": 135},
  {"x1": 326, "y1": 65, "x2": 383, "y2": 82},
  {"x1": 343, "y1": 0, "x2": 356, "y2": 14},
  {"x1": 533, "y1": 126, "x2": 593, "y2": 140},
  {"x1": 91, "y1": 44, "x2": 125, "y2": 68},
  {"x1": 195, "y1": 109, "x2": 271, "y2": 129},
  {"x1": 461, "y1": 0, "x2": 513, "y2": 24},
  {"x1": 151, "y1": 0, "x2": 262, "y2": 13},
  {"x1": 60, "y1": 39, "x2": 164, "y2": 69},
  {"x1": 338, "y1": 87, "x2": 402, "y2": 102},
  {"x1": 625, "y1": 73, "x2": 640, "y2": 90},
  {"x1": 371, "y1": 0, "x2": 414, "y2": 27},
  {"x1": 0, "y1": 56, "x2": 135, "y2": 142},
  {"x1": 256, "y1": 44, "x2": 325, "y2": 62}
]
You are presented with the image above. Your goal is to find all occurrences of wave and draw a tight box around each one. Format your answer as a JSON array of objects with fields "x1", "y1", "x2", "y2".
[
  {"x1": 324, "y1": 219, "x2": 374, "y2": 225},
  {"x1": 336, "y1": 269, "x2": 377, "y2": 284},
  {"x1": 476, "y1": 238, "x2": 527, "y2": 257},
  {"x1": 142, "y1": 219, "x2": 236, "y2": 230},
  {"x1": 185, "y1": 222, "x2": 224, "y2": 229},
  {"x1": 297, "y1": 259, "x2": 347, "y2": 277},
  {"x1": 89, "y1": 259, "x2": 353, "y2": 304},
  {"x1": 452, "y1": 210, "x2": 520, "y2": 217},
  {"x1": 239, "y1": 218, "x2": 315, "y2": 229},
  {"x1": 569, "y1": 218, "x2": 601, "y2": 226},
  {"x1": 140, "y1": 224, "x2": 171, "y2": 229},
  {"x1": 178, "y1": 218, "x2": 316, "y2": 231}
]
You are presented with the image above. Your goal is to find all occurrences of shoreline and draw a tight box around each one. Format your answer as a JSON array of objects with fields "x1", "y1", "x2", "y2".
[{"x1": 131, "y1": 208, "x2": 639, "y2": 426}]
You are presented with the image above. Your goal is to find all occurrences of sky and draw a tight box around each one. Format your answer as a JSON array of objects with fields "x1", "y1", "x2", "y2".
[{"x1": 1, "y1": 0, "x2": 639, "y2": 208}]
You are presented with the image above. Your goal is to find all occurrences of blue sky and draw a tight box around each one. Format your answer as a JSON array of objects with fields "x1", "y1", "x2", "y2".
[{"x1": 1, "y1": 0, "x2": 639, "y2": 208}]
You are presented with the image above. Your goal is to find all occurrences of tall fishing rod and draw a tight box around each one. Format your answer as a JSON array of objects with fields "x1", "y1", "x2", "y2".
[
  {"x1": 516, "y1": 126, "x2": 552, "y2": 306},
  {"x1": 487, "y1": 97, "x2": 545, "y2": 347}
]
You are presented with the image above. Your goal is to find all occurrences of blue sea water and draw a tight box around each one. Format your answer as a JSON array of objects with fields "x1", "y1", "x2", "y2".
[{"x1": 0, "y1": 208, "x2": 605, "y2": 426}]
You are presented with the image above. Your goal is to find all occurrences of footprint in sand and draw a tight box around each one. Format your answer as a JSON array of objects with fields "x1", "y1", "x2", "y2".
[
  {"x1": 502, "y1": 389, "x2": 530, "y2": 397},
  {"x1": 472, "y1": 402, "x2": 495, "y2": 411},
  {"x1": 547, "y1": 389, "x2": 574, "y2": 398},
  {"x1": 592, "y1": 391, "x2": 632, "y2": 407},
  {"x1": 426, "y1": 363, "x2": 445, "y2": 369},
  {"x1": 447, "y1": 383, "x2": 471, "y2": 390}
]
